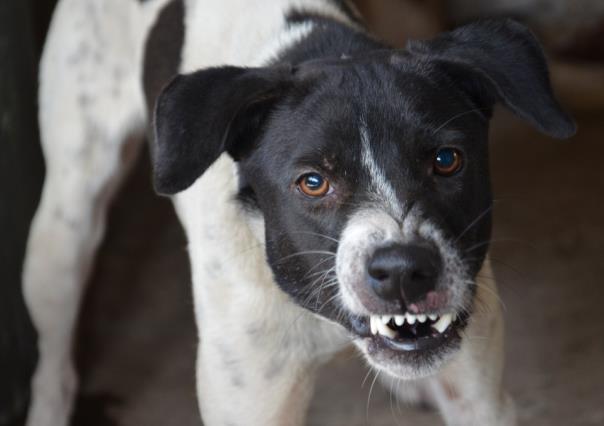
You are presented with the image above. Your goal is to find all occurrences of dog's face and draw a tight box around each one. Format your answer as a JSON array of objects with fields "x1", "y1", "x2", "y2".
[
  {"x1": 153, "y1": 20, "x2": 574, "y2": 379},
  {"x1": 238, "y1": 64, "x2": 493, "y2": 376}
]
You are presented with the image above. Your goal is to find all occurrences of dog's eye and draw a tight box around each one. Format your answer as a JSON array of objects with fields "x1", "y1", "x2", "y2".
[
  {"x1": 434, "y1": 148, "x2": 463, "y2": 176},
  {"x1": 297, "y1": 173, "x2": 331, "y2": 197}
]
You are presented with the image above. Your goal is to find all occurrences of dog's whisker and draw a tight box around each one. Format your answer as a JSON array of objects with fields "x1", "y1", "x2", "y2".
[
  {"x1": 304, "y1": 266, "x2": 336, "y2": 281},
  {"x1": 304, "y1": 265, "x2": 335, "y2": 285},
  {"x1": 300, "y1": 276, "x2": 335, "y2": 308},
  {"x1": 289, "y1": 231, "x2": 340, "y2": 243},
  {"x1": 388, "y1": 375, "x2": 404, "y2": 426},
  {"x1": 275, "y1": 250, "x2": 336, "y2": 263},
  {"x1": 313, "y1": 281, "x2": 339, "y2": 310},
  {"x1": 307, "y1": 272, "x2": 337, "y2": 293},
  {"x1": 315, "y1": 292, "x2": 341, "y2": 315},
  {"x1": 302, "y1": 277, "x2": 338, "y2": 309},
  {"x1": 303, "y1": 257, "x2": 336, "y2": 279},
  {"x1": 302, "y1": 267, "x2": 337, "y2": 301},
  {"x1": 454, "y1": 204, "x2": 493, "y2": 243},
  {"x1": 361, "y1": 367, "x2": 375, "y2": 389},
  {"x1": 486, "y1": 257, "x2": 528, "y2": 279},
  {"x1": 464, "y1": 238, "x2": 536, "y2": 254},
  {"x1": 466, "y1": 280, "x2": 508, "y2": 312},
  {"x1": 395, "y1": 378, "x2": 404, "y2": 416},
  {"x1": 315, "y1": 280, "x2": 338, "y2": 308},
  {"x1": 432, "y1": 107, "x2": 490, "y2": 133},
  {"x1": 366, "y1": 369, "x2": 381, "y2": 424}
]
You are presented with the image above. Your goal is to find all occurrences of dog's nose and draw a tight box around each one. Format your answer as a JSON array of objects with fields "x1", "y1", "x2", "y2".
[{"x1": 367, "y1": 243, "x2": 441, "y2": 305}]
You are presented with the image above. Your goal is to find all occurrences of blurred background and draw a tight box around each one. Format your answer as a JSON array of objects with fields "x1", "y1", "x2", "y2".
[{"x1": 1, "y1": 0, "x2": 603, "y2": 425}]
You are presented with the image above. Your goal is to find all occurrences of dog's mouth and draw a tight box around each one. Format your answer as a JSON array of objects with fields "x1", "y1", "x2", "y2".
[{"x1": 350, "y1": 310, "x2": 468, "y2": 353}]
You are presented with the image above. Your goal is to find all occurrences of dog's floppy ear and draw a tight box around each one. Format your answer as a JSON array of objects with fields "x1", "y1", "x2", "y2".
[
  {"x1": 152, "y1": 66, "x2": 292, "y2": 195},
  {"x1": 407, "y1": 19, "x2": 576, "y2": 138}
]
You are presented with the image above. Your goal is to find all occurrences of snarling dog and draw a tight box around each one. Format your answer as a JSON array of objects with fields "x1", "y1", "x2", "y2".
[{"x1": 23, "y1": 0, "x2": 575, "y2": 425}]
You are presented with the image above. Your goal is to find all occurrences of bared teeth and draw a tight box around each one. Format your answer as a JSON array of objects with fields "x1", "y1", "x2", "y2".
[
  {"x1": 369, "y1": 312, "x2": 456, "y2": 337},
  {"x1": 376, "y1": 320, "x2": 397, "y2": 338},
  {"x1": 370, "y1": 316, "x2": 378, "y2": 335},
  {"x1": 432, "y1": 313, "x2": 453, "y2": 333}
]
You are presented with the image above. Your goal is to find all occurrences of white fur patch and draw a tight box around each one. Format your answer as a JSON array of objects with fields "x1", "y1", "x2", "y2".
[
  {"x1": 360, "y1": 119, "x2": 403, "y2": 217},
  {"x1": 255, "y1": 21, "x2": 316, "y2": 65},
  {"x1": 336, "y1": 208, "x2": 401, "y2": 315},
  {"x1": 181, "y1": 0, "x2": 354, "y2": 72}
]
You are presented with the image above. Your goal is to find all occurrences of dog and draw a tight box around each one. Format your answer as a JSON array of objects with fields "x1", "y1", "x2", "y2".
[{"x1": 23, "y1": 0, "x2": 575, "y2": 425}]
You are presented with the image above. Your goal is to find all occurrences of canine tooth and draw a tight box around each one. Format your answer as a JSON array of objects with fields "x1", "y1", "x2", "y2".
[
  {"x1": 428, "y1": 314, "x2": 438, "y2": 321},
  {"x1": 370, "y1": 316, "x2": 378, "y2": 335},
  {"x1": 377, "y1": 320, "x2": 397, "y2": 339},
  {"x1": 394, "y1": 315, "x2": 405, "y2": 326},
  {"x1": 432, "y1": 313, "x2": 453, "y2": 333},
  {"x1": 417, "y1": 314, "x2": 427, "y2": 323},
  {"x1": 405, "y1": 313, "x2": 417, "y2": 324},
  {"x1": 381, "y1": 315, "x2": 392, "y2": 324}
]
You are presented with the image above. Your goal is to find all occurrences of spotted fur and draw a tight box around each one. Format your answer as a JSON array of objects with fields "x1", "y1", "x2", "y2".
[{"x1": 25, "y1": 1, "x2": 575, "y2": 425}]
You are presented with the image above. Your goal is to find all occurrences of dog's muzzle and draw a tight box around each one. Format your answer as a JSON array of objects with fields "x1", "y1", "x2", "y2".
[
  {"x1": 348, "y1": 241, "x2": 466, "y2": 353},
  {"x1": 336, "y1": 209, "x2": 472, "y2": 377}
]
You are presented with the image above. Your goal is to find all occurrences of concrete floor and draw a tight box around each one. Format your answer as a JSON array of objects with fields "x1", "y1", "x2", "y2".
[{"x1": 72, "y1": 107, "x2": 604, "y2": 425}]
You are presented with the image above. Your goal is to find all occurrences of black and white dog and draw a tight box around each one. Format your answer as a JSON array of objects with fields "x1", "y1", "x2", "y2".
[{"x1": 23, "y1": 0, "x2": 575, "y2": 425}]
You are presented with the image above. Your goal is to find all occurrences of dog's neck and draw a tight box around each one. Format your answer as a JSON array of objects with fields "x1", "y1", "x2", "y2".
[{"x1": 271, "y1": 12, "x2": 385, "y2": 66}]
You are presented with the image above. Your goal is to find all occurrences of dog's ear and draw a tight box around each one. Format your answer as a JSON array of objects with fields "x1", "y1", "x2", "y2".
[
  {"x1": 407, "y1": 19, "x2": 576, "y2": 139},
  {"x1": 152, "y1": 65, "x2": 292, "y2": 195}
]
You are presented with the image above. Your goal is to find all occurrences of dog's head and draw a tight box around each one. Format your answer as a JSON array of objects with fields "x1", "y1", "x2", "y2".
[{"x1": 153, "y1": 20, "x2": 574, "y2": 379}]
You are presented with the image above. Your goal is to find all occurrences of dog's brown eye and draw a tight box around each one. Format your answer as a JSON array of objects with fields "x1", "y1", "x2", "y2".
[
  {"x1": 434, "y1": 148, "x2": 463, "y2": 176},
  {"x1": 297, "y1": 173, "x2": 331, "y2": 197}
]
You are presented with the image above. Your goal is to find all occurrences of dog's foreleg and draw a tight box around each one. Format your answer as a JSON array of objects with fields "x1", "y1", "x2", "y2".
[
  {"x1": 194, "y1": 287, "x2": 347, "y2": 425},
  {"x1": 175, "y1": 164, "x2": 349, "y2": 426},
  {"x1": 193, "y1": 278, "x2": 347, "y2": 426},
  {"x1": 23, "y1": 1, "x2": 146, "y2": 425},
  {"x1": 429, "y1": 260, "x2": 516, "y2": 426},
  {"x1": 197, "y1": 307, "x2": 332, "y2": 426}
]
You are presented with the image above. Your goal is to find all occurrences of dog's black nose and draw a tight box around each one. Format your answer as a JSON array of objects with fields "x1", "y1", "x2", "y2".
[{"x1": 367, "y1": 243, "x2": 441, "y2": 305}]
